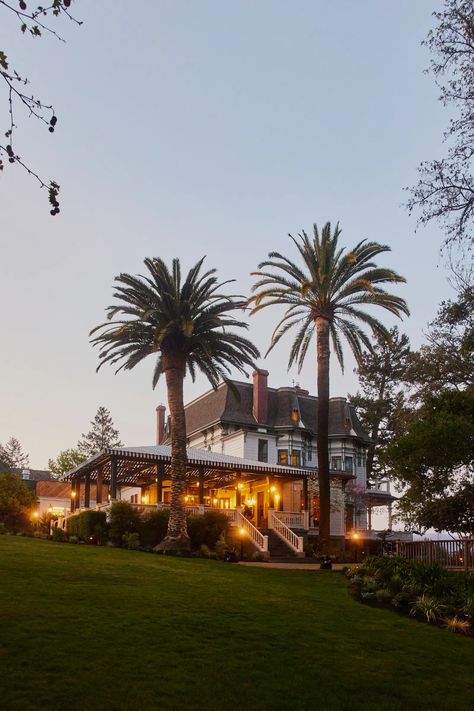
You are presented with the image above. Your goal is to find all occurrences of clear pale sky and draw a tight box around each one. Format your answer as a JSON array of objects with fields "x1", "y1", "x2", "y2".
[{"x1": 1, "y1": 0, "x2": 451, "y2": 469}]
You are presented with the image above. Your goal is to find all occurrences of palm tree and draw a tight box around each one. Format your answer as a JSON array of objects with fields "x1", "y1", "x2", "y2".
[
  {"x1": 90, "y1": 257, "x2": 259, "y2": 551},
  {"x1": 248, "y1": 223, "x2": 409, "y2": 551}
]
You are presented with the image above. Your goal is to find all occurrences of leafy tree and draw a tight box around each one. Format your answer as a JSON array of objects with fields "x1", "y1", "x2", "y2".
[
  {"x1": 248, "y1": 222, "x2": 409, "y2": 550},
  {"x1": 397, "y1": 479, "x2": 474, "y2": 539},
  {"x1": 48, "y1": 447, "x2": 86, "y2": 478},
  {"x1": 350, "y1": 327, "x2": 411, "y2": 484},
  {"x1": 0, "y1": 436, "x2": 29, "y2": 469},
  {"x1": 407, "y1": 0, "x2": 474, "y2": 247},
  {"x1": 1, "y1": 0, "x2": 82, "y2": 214},
  {"x1": 383, "y1": 386, "x2": 474, "y2": 536},
  {"x1": 90, "y1": 257, "x2": 259, "y2": 551},
  {"x1": 0, "y1": 471, "x2": 36, "y2": 531},
  {"x1": 77, "y1": 407, "x2": 122, "y2": 459},
  {"x1": 404, "y1": 271, "x2": 474, "y2": 400}
]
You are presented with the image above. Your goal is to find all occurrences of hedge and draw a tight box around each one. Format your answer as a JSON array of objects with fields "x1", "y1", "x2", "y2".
[{"x1": 66, "y1": 510, "x2": 107, "y2": 544}]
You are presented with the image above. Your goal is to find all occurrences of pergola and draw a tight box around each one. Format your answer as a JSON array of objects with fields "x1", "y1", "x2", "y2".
[{"x1": 64, "y1": 445, "x2": 320, "y2": 512}]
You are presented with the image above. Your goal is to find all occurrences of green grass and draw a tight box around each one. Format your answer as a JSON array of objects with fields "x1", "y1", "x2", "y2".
[{"x1": 1, "y1": 537, "x2": 473, "y2": 711}]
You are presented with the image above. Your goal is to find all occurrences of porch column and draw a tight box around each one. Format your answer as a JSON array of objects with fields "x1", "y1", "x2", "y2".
[
  {"x1": 368, "y1": 504, "x2": 372, "y2": 531},
  {"x1": 388, "y1": 502, "x2": 393, "y2": 530},
  {"x1": 198, "y1": 471, "x2": 205, "y2": 505},
  {"x1": 84, "y1": 473, "x2": 91, "y2": 509},
  {"x1": 70, "y1": 479, "x2": 77, "y2": 512},
  {"x1": 110, "y1": 456, "x2": 118, "y2": 501},
  {"x1": 96, "y1": 468, "x2": 103, "y2": 504},
  {"x1": 235, "y1": 479, "x2": 242, "y2": 508},
  {"x1": 267, "y1": 476, "x2": 274, "y2": 509},
  {"x1": 156, "y1": 463, "x2": 164, "y2": 504},
  {"x1": 302, "y1": 477, "x2": 309, "y2": 510}
]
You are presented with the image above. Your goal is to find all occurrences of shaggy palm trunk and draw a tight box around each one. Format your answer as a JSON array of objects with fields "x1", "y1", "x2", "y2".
[
  {"x1": 316, "y1": 317, "x2": 331, "y2": 553},
  {"x1": 160, "y1": 354, "x2": 190, "y2": 552}
]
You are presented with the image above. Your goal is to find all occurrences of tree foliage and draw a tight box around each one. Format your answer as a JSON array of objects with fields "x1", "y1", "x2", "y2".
[
  {"x1": 404, "y1": 270, "x2": 474, "y2": 400},
  {"x1": 48, "y1": 447, "x2": 85, "y2": 478},
  {"x1": 384, "y1": 386, "x2": 474, "y2": 536},
  {"x1": 90, "y1": 256, "x2": 259, "y2": 551},
  {"x1": 0, "y1": 436, "x2": 29, "y2": 469},
  {"x1": 407, "y1": 0, "x2": 474, "y2": 247},
  {"x1": 0, "y1": 0, "x2": 82, "y2": 214},
  {"x1": 248, "y1": 222, "x2": 409, "y2": 549},
  {"x1": 350, "y1": 327, "x2": 411, "y2": 484},
  {"x1": 77, "y1": 406, "x2": 122, "y2": 459},
  {"x1": 0, "y1": 471, "x2": 36, "y2": 531}
]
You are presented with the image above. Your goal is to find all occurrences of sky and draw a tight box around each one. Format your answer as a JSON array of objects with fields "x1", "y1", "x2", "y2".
[{"x1": 0, "y1": 0, "x2": 453, "y2": 470}]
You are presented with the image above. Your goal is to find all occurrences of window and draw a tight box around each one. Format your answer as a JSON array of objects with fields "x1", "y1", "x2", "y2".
[
  {"x1": 331, "y1": 456, "x2": 342, "y2": 470},
  {"x1": 307, "y1": 447, "x2": 312, "y2": 462},
  {"x1": 291, "y1": 450, "x2": 301, "y2": 466},
  {"x1": 345, "y1": 456, "x2": 353, "y2": 473},
  {"x1": 258, "y1": 439, "x2": 268, "y2": 463},
  {"x1": 278, "y1": 449, "x2": 288, "y2": 465}
]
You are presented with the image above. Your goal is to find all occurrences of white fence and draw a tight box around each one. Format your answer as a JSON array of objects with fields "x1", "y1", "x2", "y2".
[{"x1": 396, "y1": 539, "x2": 474, "y2": 572}]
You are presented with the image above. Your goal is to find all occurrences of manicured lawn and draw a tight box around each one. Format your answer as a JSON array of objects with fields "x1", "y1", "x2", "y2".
[{"x1": 1, "y1": 537, "x2": 473, "y2": 711}]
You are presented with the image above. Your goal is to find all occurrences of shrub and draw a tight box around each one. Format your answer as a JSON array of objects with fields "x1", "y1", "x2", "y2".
[
  {"x1": 66, "y1": 510, "x2": 107, "y2": 544},
  {"x1": 391, "y1": 591, "x2": 412, "y2": 609},
  {"x1": 444, "y1": 616, "x2": 471, "y2": 634},
  {"x1": 68, "y1": 535, "x2": 79, "y2": 544},
  {"x1": 410, "y1": 594, "x2": 444, "y2": 624},
  {"x1": 187, "y1": 510, "x2": 228, "y2": 550},
  {"x1": 108, "y1": 502, "x2": 141, "y2": 546},
  {"x1": 122, "y1": 532, "x2": 141, "y2": 550},
  {"x1": 51, "y1": 527, "x2": 68, "y2": 542},
  {"x1": 138, "y1": 509, "x2": 169, "y2": 548},
  {"x1": 214, "y1": 533, "x2": 229, "y2": 560},
  {"x1": 199, "y1": 544, "x2": 212, "y2": 558},
  {"x1": 375, "y1": 588, "x2": 393, "y2": 604}
]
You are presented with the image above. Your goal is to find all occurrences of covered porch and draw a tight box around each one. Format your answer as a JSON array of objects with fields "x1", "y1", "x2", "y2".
[{"x1": 64, "y1": 445, "x2": 316, "y2": 556}]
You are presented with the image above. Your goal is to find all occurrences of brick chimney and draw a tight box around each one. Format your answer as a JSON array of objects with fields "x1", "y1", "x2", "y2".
[
  {"x1": 156, "y1": 405, "x2": 166, "y2": 445},
  {"x1": 253, "y1": 369, "x2": 269, "y2": 424}
]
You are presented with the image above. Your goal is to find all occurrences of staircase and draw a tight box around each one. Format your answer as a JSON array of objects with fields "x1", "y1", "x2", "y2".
[{"x1": 260, "y1": 529, "x2": 303, "y2": 560}]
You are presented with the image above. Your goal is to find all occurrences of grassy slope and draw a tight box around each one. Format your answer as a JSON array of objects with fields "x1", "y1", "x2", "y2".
[{"x1": 0, "y1": 537, "x2": 473, "y2": 711}]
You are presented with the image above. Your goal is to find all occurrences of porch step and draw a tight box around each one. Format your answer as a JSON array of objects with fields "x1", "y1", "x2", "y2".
[{"x1": 260, "y1": 529, "x2": 301, "y2": 559}]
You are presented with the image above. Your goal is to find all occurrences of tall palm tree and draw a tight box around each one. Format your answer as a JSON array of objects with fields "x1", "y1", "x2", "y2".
[
  {"x1": 248, "y1": 223, "x2": 409, "y2": 551},
  {"x1": 90, "y1": 257, "x2": 259, "y2": 551}
]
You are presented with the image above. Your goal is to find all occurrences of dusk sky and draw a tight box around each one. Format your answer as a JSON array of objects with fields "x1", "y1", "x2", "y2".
[{"x1": 1, "y1": 1, "x2": 451, "y2": 469}]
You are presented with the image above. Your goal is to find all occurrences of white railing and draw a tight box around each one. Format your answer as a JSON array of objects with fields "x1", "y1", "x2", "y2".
[
  {"x1": 221, "y1": 508, "x2": 238, "y2": 524},
  {"x1": 236, "y1": 510, "x2": 268, "y2": 553},
  {"x1": 273, "y1": 511, "x2": 305, "y2": 528},
  {"x1": 269, "y1": 510, "x2": 304, "y2": 555},
  {"x1": 397, "y1": 539, "x2": 474, "y2": 571}
]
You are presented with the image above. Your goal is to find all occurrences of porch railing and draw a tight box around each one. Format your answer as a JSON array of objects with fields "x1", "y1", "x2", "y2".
[
  {"x1": 236, "y1": 510, "x2": 268, "y2": 553},
  {"x1": 273, "y1": 511, "x2": 305, "y2": 528},
  {"x1": 269, "y1": 510, "x2": 304, "y2": 556},
  {"x1": 396, "y1": 539, "x2": 474, "y2": 572}
]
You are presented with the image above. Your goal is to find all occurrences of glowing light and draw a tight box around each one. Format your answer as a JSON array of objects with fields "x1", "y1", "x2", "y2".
[
  {"x1": 270, "y1": 486, "x2": 276, "y2": 493},
  {"x1": 184, "y1": 496, "x2": 189, "y2": 503},
  {"x1": 31, "y1": 511, "x2": 39, "y2": 519},
  {"x1": 213, "y1": 498, "x2": 218, "y2": 505},
  {"x1": 352, "y1": 532, "x2": 359, "y2": 540},
  {"x1": 239, "y1": 527, "x2": 245, "y2": 537},
  {"x1": 142, "y1": 495, "x2": 149, "y2": 504},
  {"x1": 237, "y1": 483, "x2": 243, "y2": 489},
  {"x1": 71, "y1": 491, "x2": 77, "y2": 498}
]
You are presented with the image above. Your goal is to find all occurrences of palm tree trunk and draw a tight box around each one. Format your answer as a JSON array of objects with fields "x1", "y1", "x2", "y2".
[
  {"x1": 316, "y1": 317, "x2": 331, "y2": 553},
  {"x1": 160, "y1": 354, "x2": 190, "y2": 552}
]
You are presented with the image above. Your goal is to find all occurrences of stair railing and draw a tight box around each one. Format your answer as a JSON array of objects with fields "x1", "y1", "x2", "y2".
[
  {"x1": 237, "y1": 510, "x2": 268, "y2": 553},
  {"x1": 269, "y1": 510, "x2": 304, "y2": 555}
]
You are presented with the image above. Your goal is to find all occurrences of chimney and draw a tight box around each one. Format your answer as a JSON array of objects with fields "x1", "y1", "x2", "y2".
[
  {"x1": 156, "y1": 405, "x2": 166, "y2": 445},
  {"x1": 253, "y1": 369, "x2": 269, "y2": 424}
]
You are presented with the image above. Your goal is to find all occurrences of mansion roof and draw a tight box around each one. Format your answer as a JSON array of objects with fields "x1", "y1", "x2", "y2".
[{"x1": 183, "y1": 381, "x2": 370, "y2": 443}]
